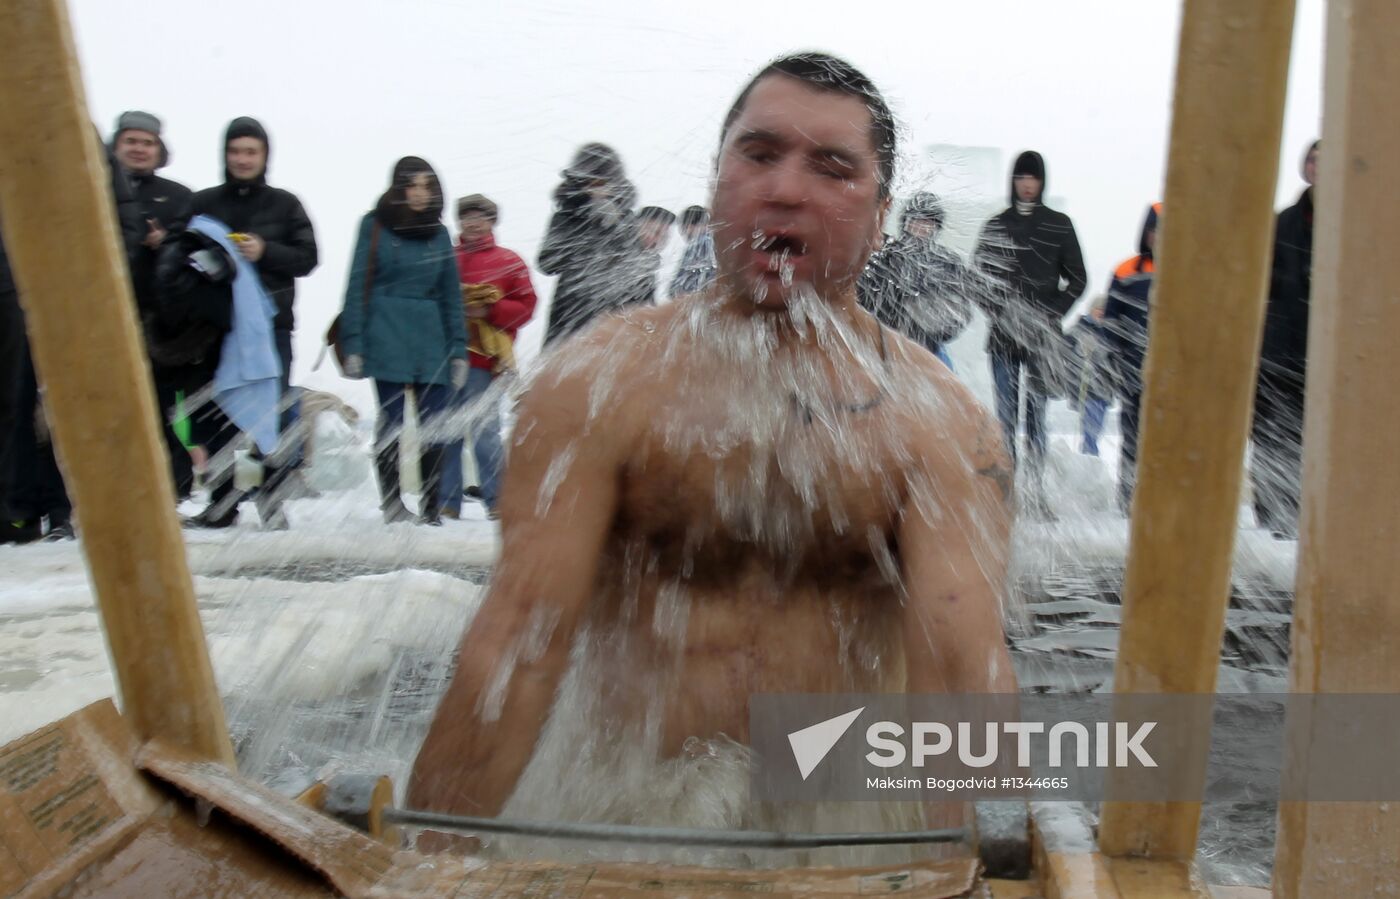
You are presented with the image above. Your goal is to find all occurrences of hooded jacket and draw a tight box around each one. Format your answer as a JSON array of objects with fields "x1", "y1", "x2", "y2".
[
  {"x1": 1261, "y1": 186, "x2": 1313, "y2": 380},
  {"x1": 1102, "y1": 204, "x2": 1160, "y2": 392},
  {"x1": 191, "y1": 117, "x2": 319, "y2": 332},
  {"x1": 858, "y1": 196, "x2": 975, "y2": 354},
  {"x1": 974, "y1": 151, "x2": 1088, "y2": 358},
  {"x1": 538, "y1": 144, "x2": 649, "y2": 345}
]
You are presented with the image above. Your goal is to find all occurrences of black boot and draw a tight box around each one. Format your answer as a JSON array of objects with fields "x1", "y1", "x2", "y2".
[
  {"x1": 1, "y1": 518, "x2": 42, "y2": 544},
  {"x1": 376, "y1": 442, "x2": 413, "y2": 524},
  {"x1": 417, "y1": 445, "x2": 445, "y2": 527}
]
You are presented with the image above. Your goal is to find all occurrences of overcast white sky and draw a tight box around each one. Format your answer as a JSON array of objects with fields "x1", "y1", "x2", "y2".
[{"x1": 70, "y1": 0, "x2": 1325, "y2": 407}]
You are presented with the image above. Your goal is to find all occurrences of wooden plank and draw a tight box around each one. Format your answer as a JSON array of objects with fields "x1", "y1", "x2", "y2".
[
  {"x1": 1042, "y1": 853, "x2": 1119, "y2": 899},
  {"x1": 0, "y1": 0, "x2": 233, "y2": 765},
  {"x1": 1108, "y1": 858, "x2": 1210, "y2": 897},
  {"x1": 1097, "y1": 0, "x2": 1296, "y2": 859},
  {"x1": 985, "y1": 879, "x2": 1040, "y2": 899},
  {"x1": 1272, "y1": 0, "x2": 1400, "y2": 895}
]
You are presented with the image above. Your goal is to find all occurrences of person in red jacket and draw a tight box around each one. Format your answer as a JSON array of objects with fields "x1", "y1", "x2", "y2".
[{"x1": 440, "y1": 194, "x2": 538, "y2": 519}]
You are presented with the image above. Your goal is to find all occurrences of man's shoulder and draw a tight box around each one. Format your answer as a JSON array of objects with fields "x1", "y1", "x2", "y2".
[
  {"x1": 149, "y1": 175, "x2": 192, "y2": 199},
  {"x1": 263, "y1": 185, "x2": 307, "y2": 211},
  {"x1": 190, "y1": 184, "x2": 222, "y2": 205},
  {"x1": 884, "y1": 331, "x2": 998, "y2": 460}
]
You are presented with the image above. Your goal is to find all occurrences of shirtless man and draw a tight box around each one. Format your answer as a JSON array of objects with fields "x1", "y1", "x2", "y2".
[{"x1": 408, "y1": 53, "x2": 1017, "y2": 838}]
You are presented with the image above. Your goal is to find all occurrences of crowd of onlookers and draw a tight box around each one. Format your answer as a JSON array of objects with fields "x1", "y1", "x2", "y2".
[
  {"x1": 0, "y1": 114, "x2": 719, "y2": 539},
  {"x1": 0, "y1": 104, "x2": 1314, "y2": 542}
]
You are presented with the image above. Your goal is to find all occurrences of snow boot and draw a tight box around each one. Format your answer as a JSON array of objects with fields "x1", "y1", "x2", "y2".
[
  {"x1": 376, "y1": 443, "x2": 413, "y2": 524},
  {"x1": 417, "y1": 445, "x2": 445, "y2": 527}
]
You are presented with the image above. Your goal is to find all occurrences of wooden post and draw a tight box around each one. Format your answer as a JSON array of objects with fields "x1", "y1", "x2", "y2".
[
  {"x1": 1098, "y1": 0, "x2": 1294, "y2": 859},
  {"x1": 0, "y1": 0, "x2": 234, "y2": 766},
  {"x1": 1273, "y1": 0, "x2": 1400, "y2": 893}
]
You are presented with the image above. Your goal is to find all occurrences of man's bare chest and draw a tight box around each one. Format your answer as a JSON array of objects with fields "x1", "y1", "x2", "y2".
[{"x1": 614, "y1": 391, "x2": 910, "y2": 586}]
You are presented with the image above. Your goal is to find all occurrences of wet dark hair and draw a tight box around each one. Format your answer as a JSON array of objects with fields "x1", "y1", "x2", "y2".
[
  {"x1": 680, "y1": 205, "x2": 709, "y2": 229},
  {"x1": 720, "y1": 52, "x2": 896, "y2": 198}
]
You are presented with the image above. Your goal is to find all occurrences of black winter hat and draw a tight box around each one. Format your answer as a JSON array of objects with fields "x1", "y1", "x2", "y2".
[
  {"x1": 111, "y1": 110, "x2": 170, "y2": 168},
  {"x1": 1301, "y1": 139, "x2": 1319, "y2": 179},
  {"x1": 563, "y1": 142, "x2": 624, "y2": 183},
  {"x1": 225, "y1": 116, "x2": 269, "y2": 150},
  {"x1": 1010, "y1": 150, "x2": 1046, "y2": 204},
  {"x1": 223, "y1": 116, "x2": 270, "y2": 183},
  {"x1": 901, "y1": 192, "x2": 946, "y2": 228}
]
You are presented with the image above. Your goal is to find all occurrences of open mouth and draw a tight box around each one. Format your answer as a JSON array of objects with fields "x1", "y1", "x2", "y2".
[{"x1": 753, "y1": 232, "x2": 810, "y2": 257}]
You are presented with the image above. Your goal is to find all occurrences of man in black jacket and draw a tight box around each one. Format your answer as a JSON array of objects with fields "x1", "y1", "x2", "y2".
[
  {"x1": 1, "y1": 139, "x2": 141, "y2": 543},
  {"x1": 1252, "y1": 140, "x2": 1318, "y2": 540},
  {"x1": 193, "y1": 117, "x2": 318, "y2": 483},
  {"x1": 975, "y1": 151, "x2": 1087, "y2": 518},
  {"x1": 110, "y1": 110, "x2": 197, "y2": 498},
  {"x1": 538, "y1": 143, "x2": 647, "y2": 345},
  {"x1": 858, "y1": 192, "x2": 975, "y2": 371}
]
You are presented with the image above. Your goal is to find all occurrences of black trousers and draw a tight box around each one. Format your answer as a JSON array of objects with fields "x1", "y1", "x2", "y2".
[
  {"x1": 0, "y1": 289, "x2": 25, "y2": 520},
  {"x1": 1251, "y1": 369, "x2": 1306, "y2": 535},
  {"x1": 186, "y1": 387, "x2": 291, "y2": 522},
  {"x1": 8, "y1": 332, "x2": 69, "y2": 525},
  {"x1": 152, "y1": 374, "x2": 195, "y2": 499}
]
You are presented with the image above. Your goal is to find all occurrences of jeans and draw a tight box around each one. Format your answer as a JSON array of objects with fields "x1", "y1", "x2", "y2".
[
  {"x1": 991, "y1": 351, "x2": 1048, "y2": 470},
  {"x1": 1081, "y1": 395, "x2": 1109, "y2": 456},
  {"x1": 439, "y1": 366, "x2": 503, "y2": 514},
  {"x1": 373, "y1": 378, "x2": 452, "y2": 488}
]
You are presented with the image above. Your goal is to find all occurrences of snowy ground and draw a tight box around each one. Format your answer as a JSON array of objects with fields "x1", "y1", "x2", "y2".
[{"x1": 0, "y1": 417, "x2": 1299, "y2": 885}]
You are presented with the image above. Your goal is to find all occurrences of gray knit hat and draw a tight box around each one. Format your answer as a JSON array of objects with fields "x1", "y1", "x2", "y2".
[
  {"x1": 111, "y1": 110, "x2": 169, "y2": 168},
  {"x1": 456, "y1": 193, "x2": 498, "y2": 221}
]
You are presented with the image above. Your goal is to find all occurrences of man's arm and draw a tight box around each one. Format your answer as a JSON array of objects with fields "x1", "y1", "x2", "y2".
[
  {"x1": 407, "y1": 337, "x2": 625, "y2": 821},
  {"x1": 1057, "y1": 220, "x2": 1088, "y2": 312},
  {"x1": 899, "y1": 398, "x2": 1017, "y2": 695},
  {"x1": 257, "y1": 194, "x2": 319, "y2": 278}
]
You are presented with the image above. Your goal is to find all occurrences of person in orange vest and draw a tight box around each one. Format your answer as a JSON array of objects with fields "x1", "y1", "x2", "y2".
[{"x1": 1101, "y1": 202, "x2": 1160, "y2": 514}]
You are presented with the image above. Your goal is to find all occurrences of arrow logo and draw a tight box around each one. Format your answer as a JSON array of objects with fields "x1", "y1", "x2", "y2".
[{"x1": 787, "y1": 707, "x2": 864, "y2": 780}]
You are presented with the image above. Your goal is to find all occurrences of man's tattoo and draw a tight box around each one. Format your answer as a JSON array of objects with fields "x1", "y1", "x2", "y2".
[
  {"x1": 974, "y1": 424, "x2": 1014, "y2": 503},
  {"x1": 977, "y1": 461, "x2": 1014, "y2": 503}
]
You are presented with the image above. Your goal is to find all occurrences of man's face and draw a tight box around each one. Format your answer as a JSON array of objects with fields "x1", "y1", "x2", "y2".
[
  {"x1": 226, "y1": 137, "x2": 267, "y2": 182},
  {"x1": 684, "y1": 221, "x2": 708, "y2": 242},
  {"x1": 640, "y1": 219, "x2": 671, "y2": 252},
  {"x1": 1014, "y1": 174, "x2": 1042, "y2": 203},
  {"x1": 711, "y1": 75, "x2": 888, "y2": 309},
  {"x1": 115, "y1": 131, "x2": 159, "y2": 175},
  {"x1": 458, "y1": 211, "x2": 494, "y2": 243},
  {"x1": 1303, "y1": 147, "x2": 1319, "y2": 186}
]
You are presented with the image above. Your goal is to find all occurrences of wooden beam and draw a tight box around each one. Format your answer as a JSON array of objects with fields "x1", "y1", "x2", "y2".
[
  {"x1": 1273, "y1": 0, "x2": 1400, "y2": 894},
  {"x1": 1098, "y1": 0, "x2": 1295, "y2": 858},
  {"x1": 0, "y1": 0, "x2": 234, "y2": 765}
]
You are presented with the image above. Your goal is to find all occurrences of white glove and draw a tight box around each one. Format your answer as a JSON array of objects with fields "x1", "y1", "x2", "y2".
[
  {"x1": 343, "y1": 354, "x2": 364, "y2": 379},
  {"x1": 450, "y1": 358, "x2": 468, "y2": 390}
]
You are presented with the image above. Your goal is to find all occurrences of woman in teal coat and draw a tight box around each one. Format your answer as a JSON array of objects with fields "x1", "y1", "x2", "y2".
[{"x1": 338, "y1": 157, "x2": 465, "y2": 525}]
